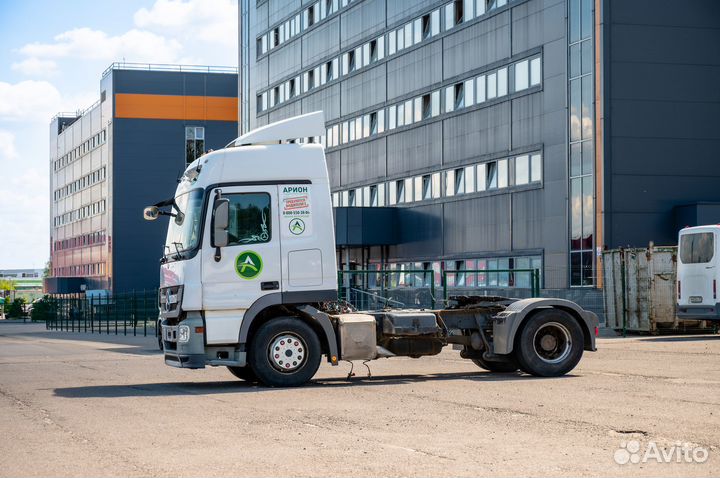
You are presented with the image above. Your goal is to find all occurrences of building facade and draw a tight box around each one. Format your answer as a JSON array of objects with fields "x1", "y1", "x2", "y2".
[
  {"x1": 48, "y1": 64, "x2": 238, "y2": 295},
  {"x1": 239, "y1": 0, "x2": 720, "y2": 292}
]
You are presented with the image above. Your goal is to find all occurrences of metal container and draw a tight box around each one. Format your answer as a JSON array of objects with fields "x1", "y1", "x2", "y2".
[
  {"x1": 603, "y1": 246, "x2": 678, "y2": 332},
  {"x1": 336, "y1": 313, "x2": 377, "y2": 360}
]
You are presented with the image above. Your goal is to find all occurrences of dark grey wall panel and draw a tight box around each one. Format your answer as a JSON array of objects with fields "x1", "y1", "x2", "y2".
[
  {"x1": 386, "y1": 0, "x2": 438, "y2": 27},
  {"x1": 389, "y1": 203, "x2": 443, "y2": 261},
  {"x1": 340, "y1": 137, "x2": 387, "y2": 186},
  {"x1": 113, "y1": 71, "x2": 238, "y2": 97},
  {"x1": 444, "y1": 195, "x2": 511, "y2": 255},
  {"x1": 386, "y1": 42, "x2": 443, "y2": 101},
  {"x1": 511, "y1": 93, "x2": 542, "y2": 150},
  {"x1": 112, "y1": 119, "x2": 237, "y2": 292},
  {"x1": 326, "y1": 150, "x2": 341, "y2": 189},
  {"x1": 340, "y1": 65, "x2": 387, "y2": 116},
  {"x1": 512, "y1": 189, "x2": 545, "y2": 250},
  {"x1": 302, "y1": 17, "x2": 340, "y2": 66},
  {"x1": 268, "y1": 101, "x2": 302, "y2": 122},
  {"x1": 442, "y1": 11, "x2": 510, "y2": 81},
  {"x1": 341, "y1": 0, "x2": 386, "y2": 49},
  {"x1": 302, "y1": 83, "x2": 341, "y2": 121},
  {"x1": 443, "y1": 104, "x2": 510, "y2": 166},
  {"x1": 268, "y1": 0, "x2": 299, "y2": 26},
  {"x1": 268, "y1": 41, "x2": 302, "y2": 84},
  {"x1": 511, "y1": 0, "x2": 565, "y2": 55},
  {"x1": 386, "y1": 122, "x2": 442, "y2": 177}
]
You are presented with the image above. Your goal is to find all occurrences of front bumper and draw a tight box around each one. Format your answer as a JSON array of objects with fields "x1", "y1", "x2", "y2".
[
  {"x1": 677, "y1": 304, "x2": 720, "y2": 321},
  {"x1": 162, "y1": 314, "x2": 206, "y2": 369}
]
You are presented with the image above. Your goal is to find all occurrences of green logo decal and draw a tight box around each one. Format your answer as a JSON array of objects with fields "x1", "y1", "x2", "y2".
[
  {"x1": 235, "y1": 250, "x2": 263, "y2": 280},
  {"x1": 289, "y1": 218, "x2": 305, "y2": 235}
]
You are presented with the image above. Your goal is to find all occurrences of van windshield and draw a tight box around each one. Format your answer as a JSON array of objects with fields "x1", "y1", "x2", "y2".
[
  {"x1": 165, "y1": 189, "x2": 204, "y2": 256},
  {"x1": 679, "y1": 232, "x2": 714, "y2": 264}
]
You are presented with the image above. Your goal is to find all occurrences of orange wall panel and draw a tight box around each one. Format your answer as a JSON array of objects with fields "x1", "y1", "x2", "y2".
[{"x1": 114, "y1": 94, "x2": 238, "y2": 122}]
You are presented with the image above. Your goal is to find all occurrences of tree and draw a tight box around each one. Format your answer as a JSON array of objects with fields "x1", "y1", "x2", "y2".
[
  {"x1": 7, "y1": 298, "x2": 26, "y2": 318},
  {"x1": 0, "y1": 279, "x2": 15, "y2": 292},
  {"x1": 43, "y1": 259, "x2": 52, "y2": 278},
  {"x1": 30, "y1": 296, "x2": 52, "y2": 322}
]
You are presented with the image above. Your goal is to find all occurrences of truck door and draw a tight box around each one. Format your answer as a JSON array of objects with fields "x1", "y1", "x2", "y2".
[{"x1": 201, "y1": 185, "x2": 281, "y2": 344}]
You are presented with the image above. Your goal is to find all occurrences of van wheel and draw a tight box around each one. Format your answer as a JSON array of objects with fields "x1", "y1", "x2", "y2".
[
  {"x1": 515, "y1": 309, "x2": 584, "y2": 377},
  {"x1": 472, "y1": 356, "x2": 518, "y2": 373},
  {"x1": 227, "y1": 366, "x2": 258, "y2": 383},
  {"x1": 248, "y1": 318, "x2": 321, "y2": 387}
]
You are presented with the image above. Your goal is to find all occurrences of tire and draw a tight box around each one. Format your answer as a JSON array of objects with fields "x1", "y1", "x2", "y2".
[
  {"x1": 472, "y1": 356, "x2": 519, "y2": 373},
  {"x1": 227, "y1": 366, "x2": 259, "y2": 383},
  {"x1": 248, "y1": 317, "x2": 322, "y2": 387},
  {"x1": 514, "y1": 309, "x2": 584, "y2": 377},
  {"x1": 157, "y1": 321, "x2": 164, "y2": 351}
]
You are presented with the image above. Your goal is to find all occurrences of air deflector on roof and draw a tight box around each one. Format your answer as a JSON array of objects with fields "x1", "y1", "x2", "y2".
[{"x1": 226, "y1": 111, "x2": 326, "y2": 147}]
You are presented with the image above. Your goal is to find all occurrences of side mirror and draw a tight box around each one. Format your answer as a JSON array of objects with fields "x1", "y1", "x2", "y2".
[
  {"x1": 212, "y1": 198, "x2": 230, "y2": 248},
  {"x1": 143, "y1": 206, "x2": 159, "y2": 221}
]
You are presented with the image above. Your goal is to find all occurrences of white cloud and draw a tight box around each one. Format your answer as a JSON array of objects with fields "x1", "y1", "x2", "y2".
[
  {"x1": 11, "y1": 58, "x2": 59, "y2": 77},
  {"x1": 134, "y1": 0, "x2": 238, "y2": 49},
  {"x1": 0, "y1": 80, "x2": 96, "y2": 123},
  {"x1": 20, "y1": 27, "x2": 183, "y2": 64},
  {"x1": 0, "y1": 130, "x2": 19, "y2": 161}
]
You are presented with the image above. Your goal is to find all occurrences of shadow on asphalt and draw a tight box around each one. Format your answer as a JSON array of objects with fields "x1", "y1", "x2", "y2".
[{"x1": 53, "y1": 371, "x2": 569, "y2": 398}]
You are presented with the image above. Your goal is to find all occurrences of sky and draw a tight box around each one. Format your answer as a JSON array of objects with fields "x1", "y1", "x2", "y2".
[{"x1": 0, "y1": 0, "x2": 238, "y2": 270}]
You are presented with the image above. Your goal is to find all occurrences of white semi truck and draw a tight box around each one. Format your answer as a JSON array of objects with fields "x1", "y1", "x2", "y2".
[{"x1": 144, "y1": 112, "x2": 598, "y2": 387}]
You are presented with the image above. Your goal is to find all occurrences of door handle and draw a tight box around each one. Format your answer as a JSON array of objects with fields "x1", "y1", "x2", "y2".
[{"x1": 261, "y1": 281, "x2": 279, "y2": 291}]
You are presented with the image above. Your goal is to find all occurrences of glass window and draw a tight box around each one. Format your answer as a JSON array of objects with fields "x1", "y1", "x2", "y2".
[
  {"x1": 422, "y1": 175, "x2": 432, "y2": 200},
  {"x1": 515, "y1": 155, "x2": 529, "y2": 185},
  {"x1": 497, "y1": 67, "x2": 508, "y2": 96},
  {"x1": 445, "y1": 86, "x2": 455, "y2": 113},
  {"x1": 530, "y1": 57, "x2": 542, "y2": 85},
  {"x1": 377, "y1": 35, "x2": 385, "y2": 60},
  {"x1": 477, "y1": 163, "x2": 487, "y2": 191},
  {"x1": 454, "y1": 82, "x2": 464, "y2": 109},
  {"x1": 476, "y1": 0, "x2": 486, "y2": 16},
  {"x1": 405, "y1": 177, "x2": 414, "y2": 203},
  {"x1": 487, "y1": 72, "x2": 497, "y2": 99},
  {"x1": 414, "y1": 18, "x2": 422, "y2": 44},
  {"x1": 431, "y1": 90, "x2": 440, "y2": 116},
  {"x1": 363, "y1": 43, "x2": 371, "y2": 66},
  {"x1": 414, "y1": 176, "x2": 423, "y2": 201},
  {"x1": 414, "y1": 96, "x2": 423, "y2": 122},
  {"x1": 476, "y1": 75, "x2": 486, "y2": 103},
  {"x1": 348, "y1": 189, "x2": 356, "y2": 207},
  {"x1": 498, "y1": 159, "x2": 508, "y2": 188},
  {"x1": 377, "y1": 109, "x2": 385, "y2": 133},
  {"x1": 377, "y1": 183, "x2": 386, "y2": 206},
  {"x1": 570, "y1": 43, "x2": 581, "y2": 78},
  {"x1": 464, "y1": 0, "x2": 475, "y2": 20},
  {"x1": 348, "y1": 119, "x2": 356, "y2": 141},
  {"x1": 341, "y1": 122, "x2": 349, "y2": 143},
  {"x1": 388, "y1": 181, "x2": 397, "y2": 205},
  {"x1": 431, "y1": 9, "x2": 440, "y2": 36},
  {"x1": 531, "y1": 154, "x2": 542, "y2": 182},
  {"x1": 332, "y1": 192, "x2": 339, "y2": 207},
  {"x1": 570, "y1": 79, "x2": 581, "y2": 142},
  {"x1": 355, "y1": 117, "x2": 363, "y2": 140},
  {"x1": 223, "y1": 193, "x2": 271, "y2": 246},
  {"x1": 680, "y1": 233, "x2": 715, "y2": 264},
  {"x1": 515, "y1": 60, "x2": 529, "y2": 91},
  {"x1": 445, "y1": 169, "x2": 455, "y2": 196},
  {"x1": 444, "y1": 3, "x2": 454, "y2": 30},
  {"x1": 397, "y1": 102, "x2": 405, "y2": 127},
  {"x1": 581, "y1": 75, "x2": 593, "y2": 140},
  {"x1": 464, "y1": 79, "x2": 474, "y2": 106},
  {"x1": 486, "y1": 161, "x2": 498, "y2": 189},
  {"x1": 465, "y1": 165, "x2": 475, "y2": 193},
  {"x1": 455, "y1": 168, "x2": 465, "y2": 194},
  {"x1": 363, "y1": 114, "x2": 370, "y2": 137},
  {"x1": 397, "y1": 179, "x2": 406, "y2": 203},
  {"x1": 396, "y1": 27, "x2": 405, "y2": 50},
  {"x1": 389, "y1": 105, "x2": 397, "y2": 129},
  {"x1": 431, "y1": 172, "x2": 441, "y2": 198},
  {"x1": 388, "y1": 30, "x2": 396, "y2": 55},
  {"x1": 404, "y1": 22, "x2": 413, "y2": 47},
  {"x1": 404, "y1": 99, "x2": 413, "y2": 125},
  {"x1": 355, "y1": 47, "x2": 362, "y2": 70}
]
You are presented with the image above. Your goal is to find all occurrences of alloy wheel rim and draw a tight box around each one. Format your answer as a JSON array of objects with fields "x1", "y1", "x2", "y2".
[
  {"x1": 268, "y1": 333, "x2": 306, "y2": 373},
  {"x1": 532, "y1": 321, "x2": 572, "y2": 364}
]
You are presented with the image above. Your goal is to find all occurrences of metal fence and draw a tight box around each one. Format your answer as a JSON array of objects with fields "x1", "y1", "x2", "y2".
[
  {"x1": 45, "y1": 290, "x2": 159, "y2": 336},
  {"x1": 338, "y1": 269, "x2": 437, "y2": 310}
]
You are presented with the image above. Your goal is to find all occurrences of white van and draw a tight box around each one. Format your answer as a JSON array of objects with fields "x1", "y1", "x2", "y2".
[{"x1": 677, "y1": 225, "x2": 720, "y2": 321}]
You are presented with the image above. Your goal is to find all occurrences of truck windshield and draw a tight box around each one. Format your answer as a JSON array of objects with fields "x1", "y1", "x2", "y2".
[
  {"x1": 165, "y1": 189, "x2": 204, "y2": 256},
  {"x1": 679, "y1": 232, "x2": 714, "y2": 264}
]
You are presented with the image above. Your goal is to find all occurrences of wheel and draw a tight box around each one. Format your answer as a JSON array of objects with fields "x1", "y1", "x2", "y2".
[
  {"x1": 514, "y1": 309, "x2": 584, "y2": 377},
  {"x1": 472, "y1": 356, "x2": 519, "y2": 373},
  {"x1": 248, "y1": 317, "x2": 322, "y2": 387},
  {"x1": 227, "y1": 366, "x2": 259, "y2": 382}
]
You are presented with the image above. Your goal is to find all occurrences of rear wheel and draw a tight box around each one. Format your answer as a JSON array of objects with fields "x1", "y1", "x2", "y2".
[
  {"x1": 472, "y1": 356, "x2": 518, "y2": 373},
  {"x1": 227, "y1": 366, "x2": 258, "y2": 382},
  {"x1": 515, "y1": 309, "x2": 584, "y2": 377},
  {"x1": 248, "y1": 318, "x2": 321, "y2": 387}
]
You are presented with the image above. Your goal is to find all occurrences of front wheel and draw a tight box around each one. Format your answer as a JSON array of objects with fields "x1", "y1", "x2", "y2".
[
  {"x1": 248, "y1": 318, "x2": 322, "y2": 387},
  {"x1": 515, "y1": 309, "x2": 584, "y2": 377}
]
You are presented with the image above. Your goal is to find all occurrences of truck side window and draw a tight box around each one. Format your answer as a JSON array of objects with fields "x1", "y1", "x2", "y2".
[{"x1": 225, "y1": 193, "x2": 272, "y2": 245}]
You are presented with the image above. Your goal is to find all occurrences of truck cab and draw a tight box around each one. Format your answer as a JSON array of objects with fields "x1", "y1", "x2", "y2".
[
  {"x1": 677, "y1": 225, "x2": 720, "y2": 321},
  {"x1": 146, "y1": 112, "x2": 598, "y2": 387}
]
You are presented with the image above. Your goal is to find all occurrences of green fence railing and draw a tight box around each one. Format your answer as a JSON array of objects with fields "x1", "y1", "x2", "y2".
[
  {"x1": 337, "y1": 269, "x2": 436, "y2": 310},
  {"x1": 45, "y1": 290, "x2": 159, "y2": 337},
  {"x1": 442, "y1": 269, "x2": 541, "y2": 302}
]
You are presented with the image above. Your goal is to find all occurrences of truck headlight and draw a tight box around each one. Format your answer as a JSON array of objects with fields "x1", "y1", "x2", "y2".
[{"x1": 178, "y1": 325, "x2": 190, "y2": 343}]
